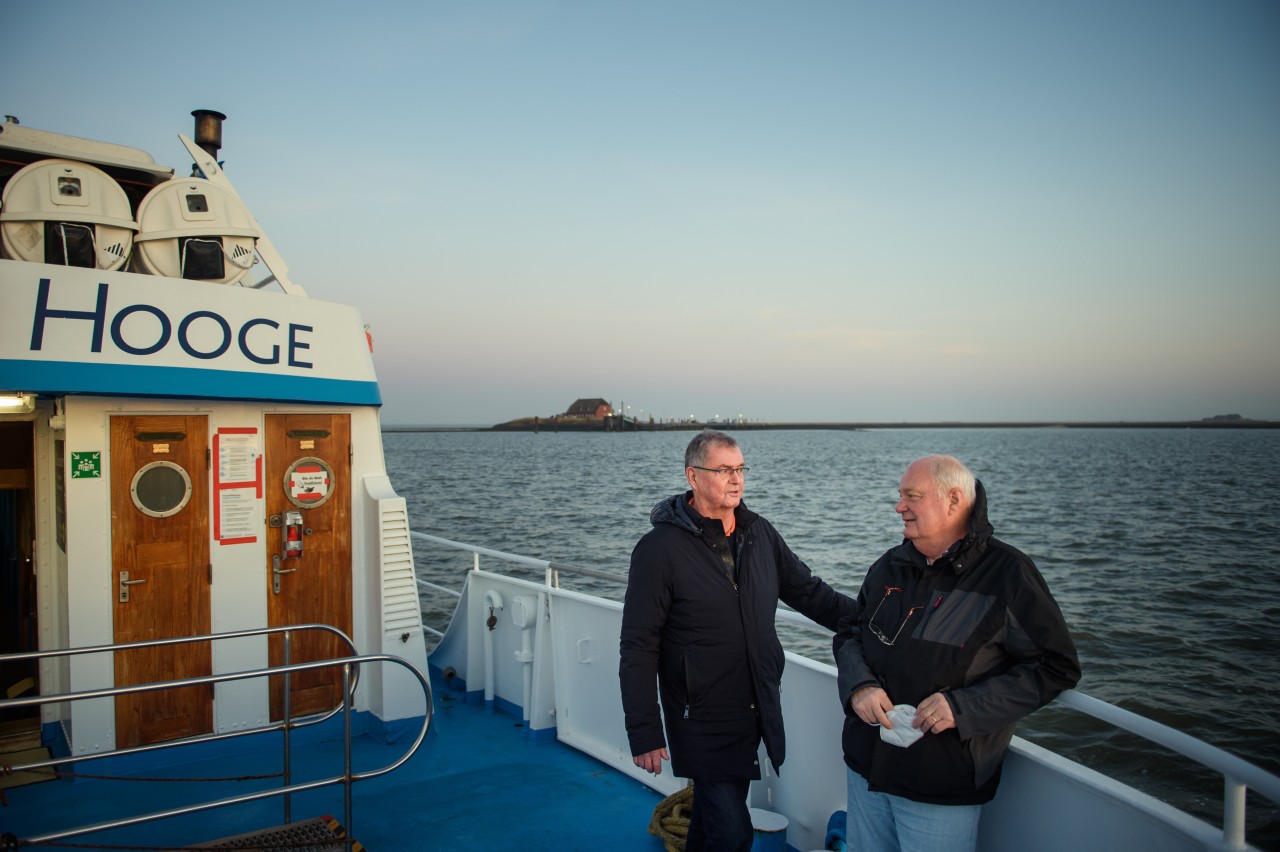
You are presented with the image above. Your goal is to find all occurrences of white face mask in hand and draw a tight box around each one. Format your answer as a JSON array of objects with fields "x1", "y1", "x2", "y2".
[{"x1": 877, "y1": 704, "x2": 924, "y2": 748}]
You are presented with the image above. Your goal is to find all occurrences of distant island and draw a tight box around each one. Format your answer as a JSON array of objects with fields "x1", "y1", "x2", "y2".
[{"x1": 380, "y1": 400, "x2": 1278, "y2": 433}]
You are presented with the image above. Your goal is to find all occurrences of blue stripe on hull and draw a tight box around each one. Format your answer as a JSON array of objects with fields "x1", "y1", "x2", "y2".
[{"x1": 0, "y1": 359, "x2": 382, "y2": 405}]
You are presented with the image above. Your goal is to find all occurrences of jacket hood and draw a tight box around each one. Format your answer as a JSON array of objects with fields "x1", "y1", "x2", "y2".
[
  {"x1": 649, "y1": 492, "x2": 699, "y2": 533},
  {"x1": 967, "y1": 479, "x2": 995, "y2": 543},
  {"x1": 649, "y1": 491, "x2": 758, "y2": 535}
]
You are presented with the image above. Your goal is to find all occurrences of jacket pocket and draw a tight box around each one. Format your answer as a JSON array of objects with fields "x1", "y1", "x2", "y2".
[
  {"x1": 918, "y1": 589, "x2": 995, "y2": 647},
  {"x1": 681, "y1": 652, "x2": 698, "y2": 717}
]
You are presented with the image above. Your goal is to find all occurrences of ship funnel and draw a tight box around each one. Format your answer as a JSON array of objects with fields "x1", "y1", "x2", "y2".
[{"x1": 191, "y1": 109, "x2": 227, "y2": 161}]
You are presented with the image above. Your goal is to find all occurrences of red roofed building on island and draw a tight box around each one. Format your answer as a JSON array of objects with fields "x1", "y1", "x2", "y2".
[{"x1": 564, "y1": 398, "x2": 613, "y2": 420}]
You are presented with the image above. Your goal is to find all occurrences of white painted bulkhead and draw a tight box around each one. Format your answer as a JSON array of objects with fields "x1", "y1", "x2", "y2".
[{"x1": 36, "y1": 395, "x2": 427, "y2": 755}]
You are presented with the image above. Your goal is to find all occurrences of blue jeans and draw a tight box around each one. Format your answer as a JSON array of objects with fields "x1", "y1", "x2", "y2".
[
  {"x1": 846, "y1": 767, "x2": 980, "y2": 852},
  {"x1": 686, "y1": 779, "x2": 753, "y2": 852}
]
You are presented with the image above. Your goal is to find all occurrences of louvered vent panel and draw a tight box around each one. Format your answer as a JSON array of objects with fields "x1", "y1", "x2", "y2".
[{"x1": 378, "y1": 500, "x2": 422, "y2": 633}]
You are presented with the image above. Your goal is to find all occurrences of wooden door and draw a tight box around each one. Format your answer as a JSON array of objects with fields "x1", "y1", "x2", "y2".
[
  {"x1": 110, "y1": 415, "x2": 212, "y2": 748},
  {"x1": 264, "y1": 413, "x2": 352, "y2": 720}
]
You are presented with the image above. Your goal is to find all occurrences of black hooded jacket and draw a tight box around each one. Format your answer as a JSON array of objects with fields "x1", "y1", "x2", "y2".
[
  {"x1": 834, "y1": 480, "x2": 1081, "y2": 805},
  {"x1": 619, "y1": 492, "x2": 853, "y2": 780}
]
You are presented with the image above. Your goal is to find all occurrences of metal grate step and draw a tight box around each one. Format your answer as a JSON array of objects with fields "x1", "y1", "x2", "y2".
[{"x1": 195, "y1": 815, "x2": 363, "y2": 851}]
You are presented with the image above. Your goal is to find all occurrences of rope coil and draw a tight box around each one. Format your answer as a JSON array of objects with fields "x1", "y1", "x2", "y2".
[{"x1": 647, "y1": 783, "x2": 693, "y2": 852}]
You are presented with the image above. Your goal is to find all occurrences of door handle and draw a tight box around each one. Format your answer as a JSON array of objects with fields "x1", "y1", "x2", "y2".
[
  {"x1": 271, "y1": 555, "x2": 296, "y2": 595},
  {"x1": 118, "y1": 571, "x2": 148, "y2": 603}
]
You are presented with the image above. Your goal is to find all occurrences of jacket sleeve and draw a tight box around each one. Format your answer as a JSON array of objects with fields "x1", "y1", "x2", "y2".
[
  {"x1": 772, "y1": 524, "x2": 857, "y2": 632},
  {"x1": 949, "y1": 558, "x2": 1081, "y2": 740},
  {"x1": 618, "y1": 534, "x2": 672, "y2": 757},
  {"x1": 833, "y1": 560, "x2": 885, "y2": 713}
]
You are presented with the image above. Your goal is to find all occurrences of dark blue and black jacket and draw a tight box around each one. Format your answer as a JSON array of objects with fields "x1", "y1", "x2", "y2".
[{"x1": 834, "y1": 480, "x2": 1081, "y2": 805}]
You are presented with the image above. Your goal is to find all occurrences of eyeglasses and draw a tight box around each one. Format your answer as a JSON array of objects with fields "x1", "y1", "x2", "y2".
[
  {"x1": 690, "y1": 466, "x2": 749, "y2": 478},
  {"x1": 867, "y1": 586, "x2": 922, "y2": 646}
]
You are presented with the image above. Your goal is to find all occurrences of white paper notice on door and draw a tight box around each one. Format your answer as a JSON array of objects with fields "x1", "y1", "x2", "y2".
[{"x1": 215, "y1": 428, "x2": 262, "y2": 544}]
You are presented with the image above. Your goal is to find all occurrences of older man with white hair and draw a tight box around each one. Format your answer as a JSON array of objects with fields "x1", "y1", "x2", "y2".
[{"x1": 834, "y1": 455, "x2": 1080, "y2": 852}]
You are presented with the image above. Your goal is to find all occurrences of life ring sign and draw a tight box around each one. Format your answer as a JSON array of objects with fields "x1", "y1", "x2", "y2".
[{"x1": 285, "y1": 457, "x2": 335, "y2": 508}]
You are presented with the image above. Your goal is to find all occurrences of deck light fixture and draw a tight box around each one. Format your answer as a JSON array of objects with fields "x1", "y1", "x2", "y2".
[{"x1": 0, "y1": 392, "x2": 36, "y2": 413}]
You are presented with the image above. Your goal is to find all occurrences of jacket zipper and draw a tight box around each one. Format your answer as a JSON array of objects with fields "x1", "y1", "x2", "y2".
[
  {"x1": 685, "y1": 533, "x2": 746, "y2": 718},
  {"x1": 687, "y1": 574, "x2": 741, "y2": 719},
  {"x1": 684, "y1": 656, "x2": 692, "y2": 719},
  {"x1": 915, "y1": 591, "x2": 945, "y2": 634}
]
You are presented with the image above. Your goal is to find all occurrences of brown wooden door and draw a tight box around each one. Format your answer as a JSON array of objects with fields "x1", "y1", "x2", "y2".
[
  {"x1": 110, "y1": 415, "x2": 212, "y2": 748},
  {"x1": 264, "y1": 413, "x2": 352, "y2": 720}
]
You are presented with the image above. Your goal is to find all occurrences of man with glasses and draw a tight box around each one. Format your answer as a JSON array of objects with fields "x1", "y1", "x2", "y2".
[
  {"x1": 620, "y1": 429, "x2": 853, "y2": 852},
  {"x1": 834, "y1": 455, "x2": 1080, "y2": 852}
]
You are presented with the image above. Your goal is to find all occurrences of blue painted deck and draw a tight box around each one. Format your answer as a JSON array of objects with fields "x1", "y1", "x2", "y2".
[{"x1": 0, "y1": 673, "x2": 668, "y2": 851}]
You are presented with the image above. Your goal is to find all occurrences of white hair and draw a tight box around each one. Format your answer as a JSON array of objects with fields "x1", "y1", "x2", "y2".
[{"x1": 920, "y1": 454, "x2": 976, "y2": 504}]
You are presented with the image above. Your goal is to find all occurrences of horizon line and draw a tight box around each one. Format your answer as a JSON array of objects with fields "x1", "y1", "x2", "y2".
[{"x1": 383, "y1": 417, "x2": 1279, "y2": 432}]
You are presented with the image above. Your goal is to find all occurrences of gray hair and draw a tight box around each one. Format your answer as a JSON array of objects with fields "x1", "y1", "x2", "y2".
[
  {"x1": 919, "y1": 454, "x2": 976, "y2": 504},
  {"x1": 685, "y1": 429, "x2": 739, "y2": 468}
]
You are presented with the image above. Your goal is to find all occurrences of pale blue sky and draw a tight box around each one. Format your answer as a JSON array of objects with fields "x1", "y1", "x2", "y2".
[{"x1": 5, "y1": 1, "x2": 1278, "y2": 425}]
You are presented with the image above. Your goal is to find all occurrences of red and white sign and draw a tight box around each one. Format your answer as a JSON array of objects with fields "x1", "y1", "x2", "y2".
[{"x1": 286, "y1": 458, "x2": 333, "y2": 507}]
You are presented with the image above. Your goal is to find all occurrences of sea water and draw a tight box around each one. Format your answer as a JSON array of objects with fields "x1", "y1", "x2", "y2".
[{"x1": 385, "y1": 426, "x2": 1280, "y2": 846}]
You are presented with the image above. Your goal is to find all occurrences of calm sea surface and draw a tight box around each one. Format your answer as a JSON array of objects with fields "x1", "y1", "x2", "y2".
[{"x1": 385, "y1": 427, "x2": 1280, "y2": 847}]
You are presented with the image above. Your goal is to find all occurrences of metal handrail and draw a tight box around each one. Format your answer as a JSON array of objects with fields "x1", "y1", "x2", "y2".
[
  {"x1": 411, "y1": 530, "x2": 629, "y2": 590},
  {"x1": 6, "y1": 622, "x2": 361, "y2": 724},
  {"x1": 409, "y1": 529, "x2": 1280, "y2": 849},
  {"x1": 2, "y1": 623, "x2": 362, "y2": 796},
  {"x1": 6, "y1": 621, "x2": 356, "y2": 665},
  {"x1": 419, "y1": 578, "x2": 463, "y2": 598},
  {"x1": 0, "y1": 628, "x2": 433, "y2": 848},
  {"x1": 1053, "y1": 689, "x2": 1280, "y2": 848}
]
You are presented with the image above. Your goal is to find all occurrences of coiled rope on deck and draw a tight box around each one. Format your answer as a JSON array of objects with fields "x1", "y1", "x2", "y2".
[{"x1": 647, "y1": 783, "x2": 693, "y2": 852}]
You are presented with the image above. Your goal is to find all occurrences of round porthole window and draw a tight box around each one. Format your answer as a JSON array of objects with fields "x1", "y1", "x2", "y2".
[
  {"x1": 130, "y1": 460, "x2": 193, "y2": 518},
  {"x1": 284, "y1": 456, "x2": 335, "y2": 508}
]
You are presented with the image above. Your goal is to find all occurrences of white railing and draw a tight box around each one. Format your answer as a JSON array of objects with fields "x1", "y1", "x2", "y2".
[
  {"x1": 412, "y1": 530, "x2": 627, "y2": 589},
  {"x1": 1052, "y1": 690, "x2": 1280, "y2": 849},
  {"x1": 410, "y1": 530, "x2": 1280, "y2": 850}
]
